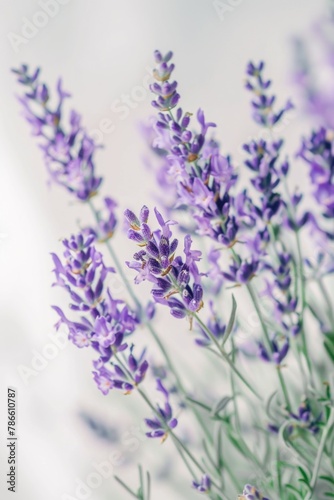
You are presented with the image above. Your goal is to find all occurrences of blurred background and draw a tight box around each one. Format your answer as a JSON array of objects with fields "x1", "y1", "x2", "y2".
[{"x1": 0, "y1": 0, "x2": 331, "y2": 498}]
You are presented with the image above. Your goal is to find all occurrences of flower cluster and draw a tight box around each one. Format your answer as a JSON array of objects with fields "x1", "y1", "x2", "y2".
[
  {"x1": 145, "y1": 379, "x2": 178, "y2": 440},
  {"x1": 262, "y1": 251, "x2": 300, "y2": 339},
  {"x1": 245, "y1": 61, "x2": 293, "y2": 127},
  {"x1": 299, "y1": 127, "x2": 334, "y2": 221},
  {"x1": 51, "y1": 232, "x2": 146, "y2": 394},
  {"x1": 13, "y1": 64, "x2": 102, "y2": 201},
  {"x1": 289, "y1": 399, "x2": 322, "y2": 435},
  {"x1": 192, "y1": 474, "x2": 211, "y2": 493},
  {"x1": 258, "y1": 335, "x2": 289, "y2": 366},
  {"x1": 195, "y1": 301, "x2": 226, "y2": 346},
  {"x1": 13, "y1": 33, "x2": 334, "y2": 500},
  {"x1": 292, "y1": 17, "x2": 334, "y2": 129},
  {"x1": 238, "y1": 484, "x2": 270, "y2": 500},
  {"x1": 150, "y1": 52, "x2": 244, "y2": 250},
  {"x1": 125, "y1": 206, "x2": 204, "y2": 325},
  {"x1": 242, "y1": 139, "x2": 284, "y2": 224}
]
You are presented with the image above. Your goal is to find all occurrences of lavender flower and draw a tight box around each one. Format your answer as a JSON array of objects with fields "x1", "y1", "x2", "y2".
[
  {"x1": 13, "y1": 64, "x2": 102, "y2": 201},
  {"x1": 245, "y1": 61, "x2": 293, "y2": 127},
  {"x1": 149, "y1": 51, "x2": 243, "y2": 249},
  {"x1": 125, "y1": 206, "x2": 204, "y2": 326},
  {"x1": 145, "y1": 379, "x2": 178, "y2": 441},
  {"x1": 223, "y1": 257, "x2": 259, "y2": 285},
  {"x1": 51, "y1": 231, "x2": 145, "y2": 394},
  {"x1": 299, "y1": 127, "x2": 334, "y2": 221},
  {"x1": 192, "y1": 474, "x2": 211, "y2": 493},
  {"x1": 151, "y1": 51, "x2": 180, "y2": 111},
  {"x1": 261, "y1": 252, "x2": 301, "y2": 337},
  {"x1": 243, "y1": 139, "x2": 284, "y2": 223},
  {"x1": 258, "y1": 335, "x2": 290, "y2": 365},
  {"x1": 86, "y1": 197, "x2": 118, "y2": 242},
  {"x1": 93, "y1": 346, "x2": 148, "y2": 395},
  {"x1": 239, "y1": 484, "x2": 270, "y2": 500},
  {"x1": 289, "y1": 399, "x2": 322, "y2": 434},
  {"x1": 195, "y1": 301, "x2": 225, "y2": 347}
]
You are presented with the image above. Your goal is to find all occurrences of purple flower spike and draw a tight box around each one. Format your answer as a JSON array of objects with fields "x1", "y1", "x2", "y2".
[
  {"x1": 86, "y1": 197, "x2": 118, "y2": 242},
  {"x1": 13, "y1": 65, "x2": 102, "y2": 201},
  {"x1": 192, "y1": 474, "x2": 211, "y2": 493},
  {"x1": 145, "y1": 379, "x2": 178, "y2": 441},
  {"x1": 126, "y1": 206, "x2": 204, "y2": 325},
  {"x1": 289, "y1": 399, "x2": 322, "y2": 435},
  {"x1": 258, "y1": 335, "x2": 289, "y2": 366},
  {"x1": 245, "y1": 61, "x2": 293, "y2": 127},
  {"x1": 51, "y1": 231, "x2": 146, "y2": 393}
]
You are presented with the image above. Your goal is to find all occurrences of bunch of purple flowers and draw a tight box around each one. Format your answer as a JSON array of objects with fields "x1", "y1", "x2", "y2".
[
  {"x1": 125, "y1": 206, "x2": 204, "y2": 326},
  {"x1": 12, "y1": 34, "x2": 334, "y2": 500}
]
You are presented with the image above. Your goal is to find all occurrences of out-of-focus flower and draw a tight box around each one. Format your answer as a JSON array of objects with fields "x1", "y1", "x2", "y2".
[
  {"x1": 145, "y1": 379, "x2": 178, "y2": 440},
  {"x1": 192, "y1": 474, "x2": 211, "y2": 493},
  {"x1": 86, "y1": 197, "x2": 118, "y2": 242},
  {"x1": 299, "y1": 127, "x2": 334, "y2": 221},
  {"x1": 51, "y1": 231, "x2": 145, "y2": 394},
  {"x1": 13, "y1": 64, "x2": 102, "y2": 201},
  {"x1": 289, "y1": 399, "x2": 322, "y2": 435},
  {"x1": 258, "y1": 335, "x2": 289, "y2": 365},
  {"x1": 239, "y1": 484, "x2": 270, "y2": 500},
  {"x1": 245, "y1": 61, "x2": 293, "y2": 127}
]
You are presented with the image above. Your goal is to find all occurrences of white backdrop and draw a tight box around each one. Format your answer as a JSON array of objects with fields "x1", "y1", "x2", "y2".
[{"x1": 0, "y1": 1, "x2": 327, "y2": 499}]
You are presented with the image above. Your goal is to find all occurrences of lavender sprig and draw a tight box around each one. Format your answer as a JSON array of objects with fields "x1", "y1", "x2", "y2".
[
  {"x1": 12, "y1": 65, "x2": 102, "y2": 201},
  {"x1": 51, "y1": 231, "x2": 147, "y2": 395}
]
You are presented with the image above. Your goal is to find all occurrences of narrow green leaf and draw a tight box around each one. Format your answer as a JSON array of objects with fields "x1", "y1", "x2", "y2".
[
  {"x1": 324, "y1": 338, "x2": 334, "y2": 363},
  {"x1": 146, "y1": 471, "x2": 151, "y2": 500},
  {"x1": 222, "y1": 294, "x2": 237, "y2": 346},
  {"x1": 211, "y1": 396, "x2": 233, "y2": 417},
  {"x1": 297, "y1": 466, "x2": 310, "y2": 485},
  {"x1": 320, "y1": 475, "x2": 334, "y2": 486},
  {"x1": 114, "y1": 476, "x2": 138, "y2": 498},
  {"x1": 265, "y1": 390, "x2": 279, "y2": 421},
  {"x1": 186, "y1": 396, "x2": 211, "y2": 412}
]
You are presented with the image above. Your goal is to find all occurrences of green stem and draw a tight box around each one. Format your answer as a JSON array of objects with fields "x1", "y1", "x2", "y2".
[
  {"x1": 305, "y1": 408, "x2": 334, "y2": 500},
  {"x1": 114, "y1": 475, "x2": 138, "y2": 498},
  {"x1": 229, "y1": 340, "x2": 264, "y2": 472},
  {"x1": 87, "y1": 199, "x2": 141, "y2": 311},
  {"x1": 114, "y1": 354, "x2": 222, "y2": 497},
  {"x1": 295, "y1": 228, "x2": 313, "y2": 376},
  {"x1": 246, "y1": 282, "x2": 292, "y2": 412},
  {"x1": 194, "y1": 313, "x2": 262, "y2": 401}
]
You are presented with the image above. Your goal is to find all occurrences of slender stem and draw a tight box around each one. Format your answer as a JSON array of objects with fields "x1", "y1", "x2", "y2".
[
  {"x1": 268, "y1": 223, "x2": 308, "y2": 393},
  {"x1": 282, "y1": 178, "x2": 314, "y2": 382},
  {"x1": 246, "y1": 282, "x2": 292, "y2": 412},
  {"x1": 194, "y1": 313, "x2": 262, "y2": 400},
  {"x1": 113, "y1": 354, "x2": 221, "y2": 497},
  {"x1": 246, "y1": 282, "x2": 272, "y2": 353},
  {"x1": 114, "y1": 475, "x2": 138, "y2": 498},
  {"x1": 137, "y1": 385, "x2": 223, "y2": 498},
  {"x1": 229, "y1": 340, "x2": 264, "y2": 472},
  {"x1": 87, "y1": 198, "x2": 141, "y2": 311},
  {"x1": 304, "y1": 408, "x2": 334, "y2": 500},
  {"x1": 276, "y1": 368, "x2": 291, "y2": 412},
  {"x1": 295, "y1": 227, "x2": 313, "y2": 374}
]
